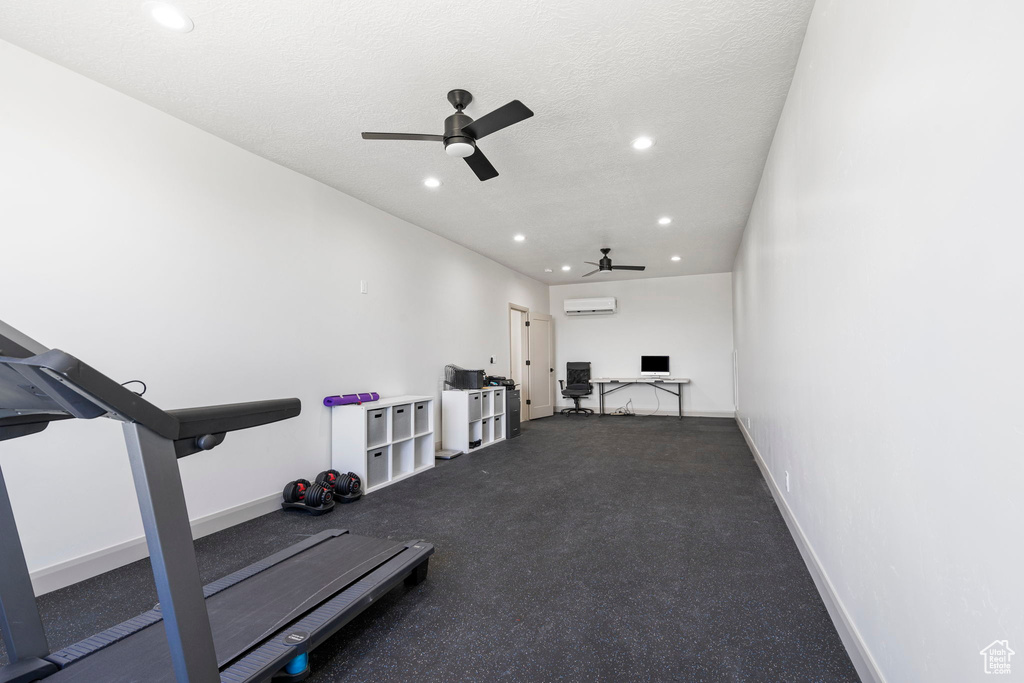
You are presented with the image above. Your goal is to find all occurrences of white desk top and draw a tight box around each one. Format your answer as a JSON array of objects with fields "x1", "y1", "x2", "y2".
[{"x1": 591, "y1": 377, "x2": 691, "y2": 384}]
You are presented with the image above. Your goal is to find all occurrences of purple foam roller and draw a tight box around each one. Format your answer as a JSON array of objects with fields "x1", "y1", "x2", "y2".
[{"x1": 323, "y1": 392, "x2": 380, "y2": 407}]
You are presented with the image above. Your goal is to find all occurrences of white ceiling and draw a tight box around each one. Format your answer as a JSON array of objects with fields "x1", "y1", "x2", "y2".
[{"x1": 0, "y1": 0, "x2": 814, "y2": 284}]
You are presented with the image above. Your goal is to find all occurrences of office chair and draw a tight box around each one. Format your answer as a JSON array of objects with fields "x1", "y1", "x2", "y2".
[{"x1": 559, "y1": 361, "x2": 594, "y2": 415}]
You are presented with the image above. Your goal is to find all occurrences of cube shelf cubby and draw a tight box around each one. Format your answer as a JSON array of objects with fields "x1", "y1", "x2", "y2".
[{"x1": 330, "y1": 395, "x2": 435, "y2": 494}]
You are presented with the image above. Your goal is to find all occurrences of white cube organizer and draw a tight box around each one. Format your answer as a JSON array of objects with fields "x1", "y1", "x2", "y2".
[
  {"x1": 330, "y1": 395, "x2": 435, "y2": 494},
  {"x1": 442, "y1": 388, "x2": 507, "y2": 454}
]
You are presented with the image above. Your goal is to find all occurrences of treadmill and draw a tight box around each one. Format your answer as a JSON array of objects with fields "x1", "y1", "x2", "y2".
[{"x1": 0, "y1": 320, "x2": 433, "y2": 683}]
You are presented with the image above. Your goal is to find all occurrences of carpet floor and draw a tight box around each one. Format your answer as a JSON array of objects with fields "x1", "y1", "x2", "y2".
[{"x1": 2, "y1": 415, "x2": 859, "y2": 682}]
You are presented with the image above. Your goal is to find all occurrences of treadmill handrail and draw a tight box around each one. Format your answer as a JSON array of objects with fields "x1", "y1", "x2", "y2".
[
  {"x1": 169, "y1": 400, "x2": 301, "y2": 440},
  {"x1": 1, "y1": 350, "x2": 301, "y2": 445}
]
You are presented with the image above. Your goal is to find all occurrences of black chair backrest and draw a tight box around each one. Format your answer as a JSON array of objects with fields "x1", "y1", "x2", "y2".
[{"x1": 566, "y1": 362, "x2": 591, "y2": 389}]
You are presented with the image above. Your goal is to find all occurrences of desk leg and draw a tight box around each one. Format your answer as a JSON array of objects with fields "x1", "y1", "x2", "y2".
[
  {"x1": 599, "y1": 385, "x2": 605, "y2": 416},
  {"x1": 678, "y1": 383, "x2": 683, "y2": 419}
]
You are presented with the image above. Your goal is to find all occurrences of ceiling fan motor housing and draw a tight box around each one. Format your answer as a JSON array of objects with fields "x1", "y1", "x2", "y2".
[
  {"x1": 361, "y1": 88, "x2": 530, "y2": 180},
  {"x1": 444, "y1": 112, "x2": 477, "y2": 157}
]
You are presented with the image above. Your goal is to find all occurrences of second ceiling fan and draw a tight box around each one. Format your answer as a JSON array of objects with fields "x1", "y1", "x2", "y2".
[
  {"x1": 583, "y1": 248, "x2": 646, "y2": 277},
  {"x1": 361, "y1": 89, "x2": 533, "y2": 181}
]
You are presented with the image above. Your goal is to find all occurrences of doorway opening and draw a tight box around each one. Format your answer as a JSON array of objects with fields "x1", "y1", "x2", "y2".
[{"x1": 508, "y1": 304, "x2": 553, "y2": 420}]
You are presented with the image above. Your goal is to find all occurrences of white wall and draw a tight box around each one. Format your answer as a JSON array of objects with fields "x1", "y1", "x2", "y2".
[
  {"x1": 732, "y1": 1, "x2": 1024, "y2": 682},
  {"x1": 0, "y1": 40, "x2": 547, "y2": 589},
  {"x1": 550, "y1": 273, "x2": 734, "y2": 416}
]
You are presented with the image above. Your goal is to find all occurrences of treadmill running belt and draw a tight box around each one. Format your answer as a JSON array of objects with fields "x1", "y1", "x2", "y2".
[{"x1": 47, "y1": 533, "x2": 404, "y2": 682}]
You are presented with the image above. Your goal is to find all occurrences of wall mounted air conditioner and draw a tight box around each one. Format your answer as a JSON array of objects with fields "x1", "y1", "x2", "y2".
[{"x1": 564, "y1": 297, "x2": 617, "y2": 316}]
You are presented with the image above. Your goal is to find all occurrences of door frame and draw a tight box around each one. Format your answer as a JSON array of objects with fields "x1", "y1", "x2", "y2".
[{"x1": 509, "y1": 303, "x2": 530, "y2": 421}]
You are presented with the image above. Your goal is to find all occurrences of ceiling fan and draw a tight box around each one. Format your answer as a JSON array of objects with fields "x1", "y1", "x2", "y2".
[
  {"x1": 583, "y1": 248, "x2": 647, "y2": 277},
  {"x1": 361, "y1": 89, "x2": 534, "y2": 181}
]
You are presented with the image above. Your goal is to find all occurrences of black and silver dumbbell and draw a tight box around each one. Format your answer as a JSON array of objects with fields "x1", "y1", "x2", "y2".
[
  {"x1": 315, "y1": 469, "x2": 362, "y2": 503},
  {"x1": 283, "y1": 478, "x2": 333, "y2": 510}
]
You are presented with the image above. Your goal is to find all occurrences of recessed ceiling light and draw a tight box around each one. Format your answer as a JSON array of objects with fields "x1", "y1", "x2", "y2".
[
  {"x1": 671, "y1": 255, "x2": 681, "y2": 261},
  {"x1": 561, "y1": 265, "x2": 571, "y2": 271},
  {"x1": 658, "y1": 217, "x2": 672, "y2": 226},
  {"x1": 513, "y1": 234, "x2": 526, "y2": 242},
  {"x1": 142, "y1": 2, "x2": 194, "y2": 32},
  {"x1": 423, "y1": 177, "x2": 441, "y2": 188},
  {"x1": 631, "y1": 136, "x2": 654, "y2": 150},
  {"x1": 544, "y1": 268, "x2": 553, "y2": 273}
]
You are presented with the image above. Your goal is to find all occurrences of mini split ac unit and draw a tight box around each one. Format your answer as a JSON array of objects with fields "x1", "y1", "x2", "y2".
[{"x1": 563, "y1": 297, "x2": 616, "y2": 316}]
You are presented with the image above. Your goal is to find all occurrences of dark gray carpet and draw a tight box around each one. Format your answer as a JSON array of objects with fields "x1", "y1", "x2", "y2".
[{"x1": 2, "y1": 415, "x2": 859, "y2": 682}]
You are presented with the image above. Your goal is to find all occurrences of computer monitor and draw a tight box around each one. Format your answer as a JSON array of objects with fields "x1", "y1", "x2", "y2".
[{"x1": 640, "y1": 356, "x2": 670, "y2": 376}]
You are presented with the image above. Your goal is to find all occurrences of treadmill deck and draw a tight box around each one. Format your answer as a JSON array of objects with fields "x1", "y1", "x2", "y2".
[{"x1": 45, "y1": 530, "x2": 432, "y2": 682}]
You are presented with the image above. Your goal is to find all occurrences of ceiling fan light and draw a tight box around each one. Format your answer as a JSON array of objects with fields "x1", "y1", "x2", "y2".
[{"x1": 445, "y1": 140, "x2": 476, "y2": 158}]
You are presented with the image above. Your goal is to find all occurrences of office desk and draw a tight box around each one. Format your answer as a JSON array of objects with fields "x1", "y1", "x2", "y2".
[{"x1": 590, "y1": 378, "x2": 692, "y2": 418}]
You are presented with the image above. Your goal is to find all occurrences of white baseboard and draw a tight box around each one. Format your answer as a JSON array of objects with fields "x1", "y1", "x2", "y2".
[
  {"x1": 555, "y1": 405, "x2": 735, "y2": 419},
  {"x1": 30, "y1": 492, "x2": 282, "y2": 596},
  {"x1": 735, "y1": 417, "x2": 885, "y2": 683}
]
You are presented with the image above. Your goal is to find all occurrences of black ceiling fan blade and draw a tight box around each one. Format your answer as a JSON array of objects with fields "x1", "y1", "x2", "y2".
[
  {"x1": 611, "y1": 265, "x2": 646, "y2": 271},
  {"x1": 582, "y1": 269, "x2": 601, "y2": 277},
  {"x1": 463, "y1": 100, "x2": 534, "y2": 140},
  {"x1": 584, "y1": 261, "x2": 600, "y2": 266},
  {"x1": 464, "y1": 147, "x2": 499, "y2": 181},
  {"x1": 361, "y1": 132, "x2": 444, "y2": 141}
]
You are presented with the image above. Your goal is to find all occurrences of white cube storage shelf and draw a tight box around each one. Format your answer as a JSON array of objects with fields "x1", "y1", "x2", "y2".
[
  {"x1": 330, "y1": 395, "x2": 435, "y2": 494},
  {"x1": 442, "y1": 387, "x2": 507, "y2": 454}
]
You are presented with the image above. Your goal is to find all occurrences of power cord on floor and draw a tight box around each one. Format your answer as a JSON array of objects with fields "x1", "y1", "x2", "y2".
[
  {"x1": 609, "y1": 399, "x2": 635, "y2": 416},
  {"x1": 611, "y1": 386, "x2": 663, "y2": 416},
  {"x1": 638, "y1": 385, "x2": 661, "y2": 416}
]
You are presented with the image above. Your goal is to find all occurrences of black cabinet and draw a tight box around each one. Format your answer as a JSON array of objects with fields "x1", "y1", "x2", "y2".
[{"x1": 506, "y1": 389, "x2": 521, "y2": 439}]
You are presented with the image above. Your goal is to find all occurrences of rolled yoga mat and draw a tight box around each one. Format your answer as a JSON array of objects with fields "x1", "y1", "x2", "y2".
[{"x1": 323, "y1": 392, "x2": 380, "y2": 407}]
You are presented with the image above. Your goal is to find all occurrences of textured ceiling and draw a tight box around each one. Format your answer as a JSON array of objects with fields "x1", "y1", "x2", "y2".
[{"x1": 0, "y1": 0, "x2": 814, "y2": 284}]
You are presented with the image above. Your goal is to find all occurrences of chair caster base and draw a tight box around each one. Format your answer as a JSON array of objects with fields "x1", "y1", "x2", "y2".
[{"x1": 560, "y1": 408, "x2": 594, "y2": 416}]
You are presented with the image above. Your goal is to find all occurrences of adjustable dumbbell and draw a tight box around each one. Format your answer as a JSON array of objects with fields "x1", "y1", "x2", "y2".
[
  {"x1": 314, "y1": 469, "x2": 341, "y2": 492},
  {"x1": 282, "y1": 478, "x2": 311, "y2": 504},
  {"x1": 305, "y1": 481, "x2": 332, "y2": 507},
  {"x1": 316, "y1": 469, "x2": 361, "y2": 497},
  {"x1": 337, "y1": 472, "x2": 361, "y2": 497},
  {"x1": 315, "y1": 469, "x2": 362, "y2": 503},
  {"x1": 283, "y1": 478, "x2": 333, "y2": 508}
]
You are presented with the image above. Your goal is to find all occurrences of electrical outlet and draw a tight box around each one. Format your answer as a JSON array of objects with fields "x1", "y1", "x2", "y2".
[
  {"x1": 490, "y1": 356, "x2": 495, "y2": 364},
  {"x1": 359, "y1": 280, "x2": 368, "y2": 294},
  {"x1": 745, "y1": 417, "x2": 751, "y2": 429},
  {"x1": 785, "y1": 471, "x2": 790, "y2": 493}
]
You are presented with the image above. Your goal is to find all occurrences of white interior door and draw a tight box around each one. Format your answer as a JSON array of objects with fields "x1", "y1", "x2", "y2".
[{"x1": 527, "y1": 313, "x2": 554, "y2": 419}]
